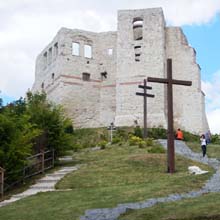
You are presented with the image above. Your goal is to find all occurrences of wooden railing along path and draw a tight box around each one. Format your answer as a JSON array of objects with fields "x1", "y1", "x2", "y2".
[{"x1": 0, "y1": 149, "x2": 54, "y2": 199}]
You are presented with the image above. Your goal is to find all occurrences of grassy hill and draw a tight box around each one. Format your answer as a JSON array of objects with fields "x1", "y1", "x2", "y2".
[{"x1": 0, "y1": 143, "x2": 213, "y2": 220}]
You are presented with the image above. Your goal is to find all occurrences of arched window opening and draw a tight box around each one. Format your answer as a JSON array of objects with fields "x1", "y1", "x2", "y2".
[{"x1": 133, "y1": 18, "x2": 143, "y2": 41}]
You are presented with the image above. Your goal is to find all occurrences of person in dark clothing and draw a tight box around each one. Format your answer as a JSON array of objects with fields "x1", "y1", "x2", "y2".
[{"x1": 200, "y1": 134, "x2": 207, "y2": 157}]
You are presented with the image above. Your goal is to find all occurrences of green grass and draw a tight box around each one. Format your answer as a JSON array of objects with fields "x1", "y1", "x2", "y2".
[
  {"x1": 119, "y1": 193, "x2": 220, "y2": 220},
  {"x1": 187, "y1": 142, "x2": 220, "y2": 159},
  {"x1": 0, "y1": 144, "x2": 214, "y2": 220}
]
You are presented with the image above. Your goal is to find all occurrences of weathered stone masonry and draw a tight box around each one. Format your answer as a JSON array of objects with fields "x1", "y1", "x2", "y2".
[{"x1": 32, "y1": 7, "x2": 209, "y2": 134}]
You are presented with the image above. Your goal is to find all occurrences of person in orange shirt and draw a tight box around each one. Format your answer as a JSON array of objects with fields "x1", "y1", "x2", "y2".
[{"x1": 176, "y1": 128, "x2": 183, "y2": 140}]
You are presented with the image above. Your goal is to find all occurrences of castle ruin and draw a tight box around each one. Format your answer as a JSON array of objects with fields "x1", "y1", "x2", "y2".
[{"x1": 32, "y1": 8, "x2": 209, "y2": 134}]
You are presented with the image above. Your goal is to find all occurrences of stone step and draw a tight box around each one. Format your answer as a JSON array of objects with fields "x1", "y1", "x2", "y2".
[{"x1": 0, "y1": 166, "x2": 78, "y2": 207}]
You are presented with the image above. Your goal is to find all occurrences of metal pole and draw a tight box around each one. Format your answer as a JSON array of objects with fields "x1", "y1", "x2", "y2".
[
  {"x1": 143, "y1": 79, "x2": 147, "y2": 139},
  {"x1": 167, "y1": 59, "x2": 175, "y2": 173}
]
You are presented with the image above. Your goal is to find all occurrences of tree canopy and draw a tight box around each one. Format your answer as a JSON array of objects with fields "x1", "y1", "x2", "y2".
[{"x1": 0, "y1": 92, "x2": 73, "y2": 175}]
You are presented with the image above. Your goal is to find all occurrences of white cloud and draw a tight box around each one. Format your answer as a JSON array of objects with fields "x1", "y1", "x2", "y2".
[
  {"x1": 206, "y1": 109, "x2": 220, "y2": 134},
  {"x1": 0, "y1": 0, "x2": 220, "y2": 99},
  {"x1": 202, "y1": 70, "x2": 220, "y2": 134}
]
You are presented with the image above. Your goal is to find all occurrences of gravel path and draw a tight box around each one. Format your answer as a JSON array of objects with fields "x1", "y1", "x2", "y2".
[
  {"x1": 80, "y1": 140, "x2": 220, "y2": 220},
  {"x1": 0, "y1": 166, "x2": 78, "y2": 208}
]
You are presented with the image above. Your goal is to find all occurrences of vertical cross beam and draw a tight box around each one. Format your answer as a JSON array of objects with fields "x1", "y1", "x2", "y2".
[
  {"x1": 167, "y1": 59, "x2": 174, "y2": 173},
  {"x1": 136, "y1": 79, "x2": 155, "y2": 139},
  {"x1": 148, "y1": 59, "x2": 192, "y2": 173}
]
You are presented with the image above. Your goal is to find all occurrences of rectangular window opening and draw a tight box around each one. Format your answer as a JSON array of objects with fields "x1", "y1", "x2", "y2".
[
  {"x1": 72, "y1": 42, "x2": 80, "y2": 56},
  {"x1": 82, "y1": 72, "x2": 90, "y2": 81},
  {"x1": 48, "y1": 47, "x2": 52, "y2": 65},
  {"x1": 107, "y1": 48, "x2": 113, "y2": 56},
  {"x1": 84, "y1": 44, "x2": 92, "y2": 58},
  {"x1": 43, "y1": 52, "x2": 47, "y2": 69},
  {"x1": 54, "y1": 42, "x2": 58, "y2": 58}
]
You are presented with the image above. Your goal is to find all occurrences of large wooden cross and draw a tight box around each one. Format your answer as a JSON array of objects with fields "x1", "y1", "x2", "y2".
[
  {"x1": 147, "y1": 59, "x2": 192, "y2": 173},
  {"x1": 136, "y1": 79, "x2": 155, "y2": 139}
]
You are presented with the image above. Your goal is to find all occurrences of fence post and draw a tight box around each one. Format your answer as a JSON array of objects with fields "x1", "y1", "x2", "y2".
[
  {"x1": 0, "y1": 167, "x2": 5, "y2": 199},
  {"x1": 52, "y1": 149, "x2": 55, "y2": 168},
  {"x1": 41, "y1": 150, "x2": 45, "y2": 174}
]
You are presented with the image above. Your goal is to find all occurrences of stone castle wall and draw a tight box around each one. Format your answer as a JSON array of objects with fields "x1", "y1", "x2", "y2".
[{"x1": 32, "y1": 7, "x2": 209, "y2": 134}]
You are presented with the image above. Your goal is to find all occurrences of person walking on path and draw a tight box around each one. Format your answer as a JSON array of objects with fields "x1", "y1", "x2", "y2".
[
  {"x1": 200, "y1": 134, "x2": 207, "y2": 157},
  {"x1": 176, "y1": 128, "x2": 183, "y2": 140}
]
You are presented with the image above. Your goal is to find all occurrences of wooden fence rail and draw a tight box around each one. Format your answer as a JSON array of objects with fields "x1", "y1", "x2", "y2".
[{"x1": 0, "y1": 149, "x2": 54, "y2": 199}]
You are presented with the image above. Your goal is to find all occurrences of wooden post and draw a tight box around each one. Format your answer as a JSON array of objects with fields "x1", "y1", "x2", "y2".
[
  {"x1": 52, "y1": 149, "x2": 55, "y2": 168},
  {"x1": 41, "y1": 150, "x2": 45, "y2": 173},
  {"x1": 148, "y1": 59, "x2": 192, "y2": 173},
  {"x1": 0, "y1": 167, "x2": 5, "y2": 199},
  {"x1": 136, "y1": 79, "x2": 154, "y2": 139}
]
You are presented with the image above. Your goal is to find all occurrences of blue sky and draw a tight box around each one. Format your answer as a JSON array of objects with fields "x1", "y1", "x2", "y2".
[
  {"x1": 0, "y1": 0, "x2": 220, "y2": 133},
  {"x1": 182, "y1": 14, "x2": 220, "y2": 81}
]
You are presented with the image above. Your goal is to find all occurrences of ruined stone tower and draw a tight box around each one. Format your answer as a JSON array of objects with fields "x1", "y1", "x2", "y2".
[{"x1": 32, "y1": 8, "x2": 209, "y2": 134}]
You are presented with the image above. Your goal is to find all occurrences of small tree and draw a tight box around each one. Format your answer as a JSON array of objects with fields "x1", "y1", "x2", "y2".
[{"x1": 26, "y1": 92, "x2": 73, "y2": 157}]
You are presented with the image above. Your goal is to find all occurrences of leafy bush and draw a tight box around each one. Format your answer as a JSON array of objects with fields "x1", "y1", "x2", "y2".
[
  {"x1": 138, "y1": 140, "x2": 146, "y2": 148},
  {"x1": 145, "y1": 138, "x2": 154, "y2": 146},
  {"x1": 98, "y1": 140, "x2": 108, "y2": 149},
  {"x1": 72, "y1": 128, "x2": 108, "y2": 150},
  {"x1": 148, "y1": 127, "x2": 167, "y2": 139},
  {"x1": 0, "y1": 92, "x2": 75, "y2": 183},
  {"x1": 133, "y1": 126, "x2": 143, "y2": 138},
  {"x1": 129, "y1": 135, "x2": 143, "y2": 146},
  {"x1": 112, "y1": 136, "x2": 122, "y2": 144},
  {"x1": 182, "y1": 130, "x2": 199, "y2": 142},
  {"x1": 26, "y1": 92, "x2": 73, "y2": 157},
  {"x1": 210, "y1": 134, "x2": 220, "y2": 144},
  {"x1": 147, "y1": 145, "x2": 165, "y2": 154}
]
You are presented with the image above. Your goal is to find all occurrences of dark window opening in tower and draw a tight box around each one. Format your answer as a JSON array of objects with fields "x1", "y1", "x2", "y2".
[
  {"x1": 41, "y1": 82, "x2": 44, "y2": 89},
  {"x1": 101, "y1": 71, "x2": 108, "y2": 80},
  {"x1": 133, "y1": 18, "x2": 143, "y2": 41},
  {"x1": 134, "y1": 45, "x2": 141, "y2": 62},
  {"x1": 82, "y1": 72, "x2": 90, "y2": 81}
]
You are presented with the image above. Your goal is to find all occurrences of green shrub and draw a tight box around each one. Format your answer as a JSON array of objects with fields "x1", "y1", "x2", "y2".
[
  {"x1": 112, "y1": 136, "x2": 121, "y2": 144},
  {"x1": 72, "y1": 128, "x2": 108, "y2": 150},
  {"x1": 211, "y1": 134, "x2": 220, "y2": 144},
  {"x1": 148, "y1": 127, "x2": 167, "y2": 139},
  {"x1": 98, "y1": 140, "x2": 108, "y2": 149},
  {"x1": 129, "y1": 135, "x2": 142, "y2": 146},
  {"x1": 182, "y1": 130, "x2": 199, "y2": 142},
  {"x1": 138, "y1": 140, "x2": 146, "y2": 148},
  {"x1": 145, "y1": 138, "x2": 154, "y2": 146},
  {"x1": 148, "y1": 145, "x2": 165, "y2": 153},
  {"x1": 133, "y1": 126, "x2": 143, "y2": 138}
]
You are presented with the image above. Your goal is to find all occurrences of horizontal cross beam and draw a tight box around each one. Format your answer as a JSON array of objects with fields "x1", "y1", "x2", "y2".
[
  {"x1": 147, "y1": 77, "x2": 192, "y2": 86},
  {"x1": 138, "y1": 85, "x2": 152, "y2": 89},
  {"x1": 136, "y1": 92, "x2": 155, "y2": 98}
]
